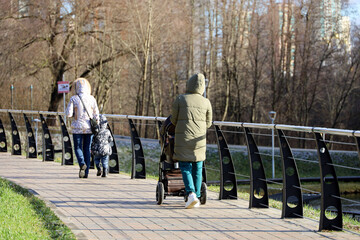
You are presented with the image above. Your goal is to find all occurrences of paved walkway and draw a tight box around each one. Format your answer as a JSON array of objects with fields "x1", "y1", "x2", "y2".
[{"x1": 0, "y1": 153, "x2": 358, "y2": 240}]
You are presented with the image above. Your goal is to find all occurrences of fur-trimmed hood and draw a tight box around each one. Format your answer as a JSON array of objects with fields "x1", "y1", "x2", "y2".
[{"x1": 75, "y1": 78, "x2": 91, "y2": 95}]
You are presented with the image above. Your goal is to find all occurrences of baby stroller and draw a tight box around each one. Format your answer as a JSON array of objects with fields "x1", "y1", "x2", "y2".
[{"x1": 156, "y1": 116, "x2": 207, "y2": 205}]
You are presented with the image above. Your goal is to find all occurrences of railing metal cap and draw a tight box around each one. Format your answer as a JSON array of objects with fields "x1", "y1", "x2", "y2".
[
  {"x1": 0, "y1": 109, "x2": 359, "y2": 137},
  {"x1": 0, "y1": 109, "x2": 64, "y2": 116}
]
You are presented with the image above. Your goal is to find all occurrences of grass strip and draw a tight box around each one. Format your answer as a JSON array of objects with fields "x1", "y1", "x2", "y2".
[{"x1": 0, "y1": 178, "x2": 76, "y2": 240}]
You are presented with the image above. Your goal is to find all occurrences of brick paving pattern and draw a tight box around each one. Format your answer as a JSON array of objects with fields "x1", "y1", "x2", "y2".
[{"x1": 0, "y1": 153, "x2": 358, "y2": 240}]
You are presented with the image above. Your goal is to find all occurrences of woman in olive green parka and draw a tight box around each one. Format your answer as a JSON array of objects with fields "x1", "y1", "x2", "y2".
[{"x1": 170, "y1": 73, "x2": 212, "y2": 208}]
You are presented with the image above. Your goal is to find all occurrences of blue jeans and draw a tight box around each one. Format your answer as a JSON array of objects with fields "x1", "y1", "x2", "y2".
[
  {"x1": 73, "y1": 134, "x2": 93, "y2": 177},
  {"x1": 179, "y1": 161, "x2": 203, "y2": 198},
  {"x1": 94, "y1": 154, "x2": 109, "y2": 170}
]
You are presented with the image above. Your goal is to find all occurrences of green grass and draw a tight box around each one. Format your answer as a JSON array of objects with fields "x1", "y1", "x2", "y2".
[
  {"x1": 207, "y1": 185, "x2": 360, "y2": 233},
  {"x1": 0, "y1": 178, "x2": 76, "y2": 240}
]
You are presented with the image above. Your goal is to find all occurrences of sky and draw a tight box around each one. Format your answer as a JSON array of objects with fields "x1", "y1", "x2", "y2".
[{"x1": 347, "y1": 0, "x2": 360, "y2": 25}]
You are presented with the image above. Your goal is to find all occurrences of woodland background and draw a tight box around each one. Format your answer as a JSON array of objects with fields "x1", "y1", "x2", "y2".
[{"x1": 0, "y1": 0, "x2": 359, "y2": 132}]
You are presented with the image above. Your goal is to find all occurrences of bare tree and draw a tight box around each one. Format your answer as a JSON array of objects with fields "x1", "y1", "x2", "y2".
[{"x1": 0, "y1": 0, "x2": 359, "y2": 134}]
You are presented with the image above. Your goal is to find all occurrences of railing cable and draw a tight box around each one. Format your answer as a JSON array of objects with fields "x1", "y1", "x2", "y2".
[
  {"x1": 250, "y1": 132, "x2": 277, "y2": 138},
  {"x1": 229, "y1": 172, "x2": 250, "y2": 179},
  {"x1": 218, "y1": 129, "x2": 244, "y2": 134},
  {"x1": 255, "y1": 152, "x2": 282, "y2": 158},
  {"x1": 292, "y1": 185, "x2": 321, "y2": 195},
  {"x1": 206, "y1": 167, "x2": 221, "y2": 173},
  {"x1": 330, "y1": 195, "x2": 360, "y2": 205},
  {"x1": 258, "y1": 178, "x2": 283, "y2": 186},
  {"x1": 281, "y1": 135, "x2": 315, "y2": 141},
  {"x1": 291, "y1": 157, "x2": 318, "y2": 164},
  {"x1": 326, "y1": 163, "x2": 360, "y2": 171},
  {"x1": 323, "y1": 139, "x2": 357, "y2": 146}
]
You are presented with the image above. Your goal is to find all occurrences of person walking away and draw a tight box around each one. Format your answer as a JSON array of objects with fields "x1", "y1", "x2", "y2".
[
  {"x1": 170, "y1": 73, "x2": 213, "y2": 209},
  {"x1": 91, "y1": 115, "x2": 113, "y2": 177},
  {"x1": 66, "y1": 78, "x2": 99, "y2": 178}
]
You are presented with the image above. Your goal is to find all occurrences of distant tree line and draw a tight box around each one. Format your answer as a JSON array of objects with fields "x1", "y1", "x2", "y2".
[{"x1": 0, "y1": 0, "x2": 359, "y2": 132}]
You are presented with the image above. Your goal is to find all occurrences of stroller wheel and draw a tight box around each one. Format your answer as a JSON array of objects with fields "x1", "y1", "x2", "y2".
[
  {"x1": 156, "y1": 182, "x2": 165, "y2": 205},
  {"x1": 200, "y1": 182, "x2": 207, "y2": 205}
]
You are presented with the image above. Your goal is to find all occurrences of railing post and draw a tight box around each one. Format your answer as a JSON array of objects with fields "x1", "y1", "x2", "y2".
[
  {"x1": 277, "y1": 129, "x2": 303, "y2": 218},
  {"x1": 243, "y1": 127, "x2": 269, "y2": 208},
  {"x1": 128, "y1": 119, "x2": 146, "y2": 179},
  {"x1": 23, "y1": 113, "x2": 37, "y2": 158},
  {"x1": 0, "y1": 118, "x2": 7, "y2": 152},
  {"x1": 39, "y1": 114, "x2": 54, "y2": 161},
  {"x1": 214, "y1": 125, "x2": 237, "y2": 200},
  {"x1": 107, "y1": 125, "x2": 119, "y2": 173},
  {"x1": 314, "y1": 132, "x2": 342, "y2": 231},
  {"x1": 355, "y1": 136, "x2": 360, "y2": 161},
  {"x1": 9, "y1": 112, "x2": 21, "y2": 155},
  {"x1": 58, "y1": 115, "x2": 73, "y2": 165}
]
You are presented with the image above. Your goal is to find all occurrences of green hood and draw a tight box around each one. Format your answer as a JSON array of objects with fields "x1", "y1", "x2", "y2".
[{"x1": 186, "y1": 73, "x2": 205, "y2": 95}]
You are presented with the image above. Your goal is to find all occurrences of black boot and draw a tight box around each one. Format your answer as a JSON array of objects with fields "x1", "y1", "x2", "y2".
[
  {"x1": 96, "y1": 168, "x2": 102, "y2": 176},
  {"x1": 102, "y1": 167, "x2": 108, "y2": 177}
]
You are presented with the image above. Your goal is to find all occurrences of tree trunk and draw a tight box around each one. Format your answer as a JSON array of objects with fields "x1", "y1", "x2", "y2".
[{"x1": 188, "y1": 0, "x2": 194, "y2": 79}]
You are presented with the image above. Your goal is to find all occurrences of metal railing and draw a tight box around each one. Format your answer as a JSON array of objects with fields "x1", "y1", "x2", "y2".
[{"x1": 0, "y1": 109, "x2": 359, "y2": 233}]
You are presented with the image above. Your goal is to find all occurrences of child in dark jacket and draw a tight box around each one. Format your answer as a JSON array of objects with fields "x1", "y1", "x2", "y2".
[{"x1": 91, "y1": 115, "x2": 113, "y2": 177}]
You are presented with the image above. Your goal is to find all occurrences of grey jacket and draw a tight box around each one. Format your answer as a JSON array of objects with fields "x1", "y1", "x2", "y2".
[{"x1": 91, "y1": 115, "x2": 113, "y2": 156}]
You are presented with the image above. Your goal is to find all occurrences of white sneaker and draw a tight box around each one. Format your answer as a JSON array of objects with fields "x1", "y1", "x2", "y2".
[
  {"x1": 185, "y1": 193, "x2": 199, "y2": 209},
  {"x1": 194, "y1": 201, "x2": 200, "y2": 208}
]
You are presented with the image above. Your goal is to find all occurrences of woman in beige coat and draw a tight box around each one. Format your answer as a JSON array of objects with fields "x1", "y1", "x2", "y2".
[
  {"x1": 170, "y1": 73, "x2": 212, "y2": 208},
  {"x1": 66, "y1": 78, "x2": 99, "y2": 178}
]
